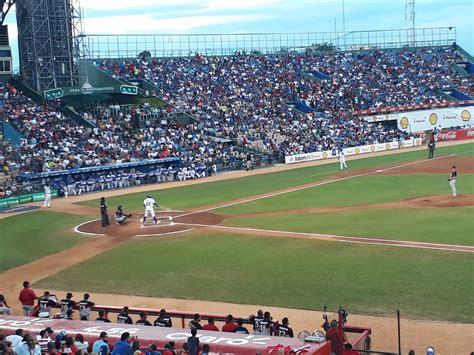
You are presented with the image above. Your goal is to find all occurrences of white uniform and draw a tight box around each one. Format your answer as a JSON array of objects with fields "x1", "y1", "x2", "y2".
[
  {"x1": 43, "y1": 185, "x2": 51, "y2": 208},
  {"x1": 449, "y1": 170, "x2": 457, "y2": 197},
  {"x1": 339, "y1": 150, "x2": 348, "y2": 170},
  {"x1": 143, "y1": 197, "x2": 157, "y2": 218}
]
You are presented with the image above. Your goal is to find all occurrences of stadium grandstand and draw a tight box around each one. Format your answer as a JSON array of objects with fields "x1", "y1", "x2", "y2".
[{"x1": 0, "y1": 0, "x2": 473, "y2": 354}]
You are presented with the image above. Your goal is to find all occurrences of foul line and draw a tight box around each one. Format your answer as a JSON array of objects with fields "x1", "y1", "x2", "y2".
[
  {"x1": 134, "y1": 228, "x2": 195, "y2": 237},
  {"x1": 172, "y1": 222, "x2": 474, "y2": 253},
  {"x1": 175, "y1": 153, "x2": 457, "y2": 218}
]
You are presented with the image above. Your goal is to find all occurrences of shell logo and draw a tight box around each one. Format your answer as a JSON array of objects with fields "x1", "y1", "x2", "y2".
[
  {"x1": 400, "y1": 117, "x2": 409, "y2": 129},
  {"x1": 370, "y1": 145, "x2": 376, "y2": 152},
  {"x1": 429, "y1": 113, "x2": 438, "y2": 125},
  {"x1": 461, "y1": 110, "x2": 471, "y2": 122},
  {"x1": 416, "y1": 139, "x2": 422, "y2": 146},
  {"x1": 385, "y1": 143, "x2": 391, "y2": 150},
  {"x1": 400, "y1": 141, "x2": 405, "y2": 148},
  {"x1": 322, "y1": 152, "x2": 328, "y2": 159},
  {"x1": 355, "y1": 148, "x2": 360, "y2": 154}
]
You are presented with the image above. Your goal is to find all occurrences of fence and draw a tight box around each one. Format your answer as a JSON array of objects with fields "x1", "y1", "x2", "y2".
[{"x1": 84, "y1": 27, "x2": 456, "y2": 59}]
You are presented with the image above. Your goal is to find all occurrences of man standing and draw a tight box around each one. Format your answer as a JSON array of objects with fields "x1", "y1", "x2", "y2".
[
  {"x1": 142, "y1": 194, "x2": 159, "y2": 224},
  {"x1": 117, "y1": 306, "x2": 133, "y2": 324},
  {"x1": 19, "y1": 281, "x2": 38, "y2": 315},
  {"x1": 276, "y1": 317, "x2": 294, "y2": 337},
  {"x1": 339, "y1": 149, "x2": 348, "y2": 170},
  {"x1": 136, "y1": 312, "x2": 152, "y2": 326},
  {"x1": 187, "y1": 328, "x2": 200, "y2": 355},
  {"x1": 448, "y1": 166, "x2": 457, "y2": 197},
  {"x1": 428, "y1": 140, "x2": 435, "y2": 159},
  {"x1": 37, "y1": 291, "x2": 57, "y2": 318},
  {"x1": 100, "y1": 197, "x2": 110, "y2": 227},
  {"x1": 111, "y1": 332, "x2": 133, "y2": 355},
  {"x1": 43, "y1": 182, "x2": 51, "y2": 208},
  {"x1": 59, "y1": 292, "x2": 75, "y2": 319},
  {"x1": 92, "y1": 332, "x2": 110, "y2": 353},
  {"x1": 78, "y1": 293, "x2": 95, "y2": 321},
  {"x1": 326, "y1": 320, "x2": 345, "y2": 355}
]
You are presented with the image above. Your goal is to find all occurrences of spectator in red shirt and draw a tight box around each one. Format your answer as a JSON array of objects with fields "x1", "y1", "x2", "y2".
[
  {"x1": 326, "y1": 320, "x2": 345, "y2": 355},
  {"x1": 18, "y1": 281, "x2": 38, "y2": 316},
  {"x1": 221, "y1": 314, "x2": 238, "y2": 333},
  {"x1": 202, "y1": 318, "x2": 219, "y2": 331}
]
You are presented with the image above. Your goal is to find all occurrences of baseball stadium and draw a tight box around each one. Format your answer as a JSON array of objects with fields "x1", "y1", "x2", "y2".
[{"x1": 0, "y1": 0, "x2": 473, "y2": 354}]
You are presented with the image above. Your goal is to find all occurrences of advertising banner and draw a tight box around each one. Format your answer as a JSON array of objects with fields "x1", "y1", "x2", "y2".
[
  {"x1": 285, "y1": 138, "x2": 422, "y2": 164},
  {"x1": 395, "y1": 106, "x2": 473, "y2": 132}
]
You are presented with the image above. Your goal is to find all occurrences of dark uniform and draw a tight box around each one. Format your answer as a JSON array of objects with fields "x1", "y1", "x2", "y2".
[
  {"x1": 276, "y1": 324, "x2": 294, "y2": 337},
  {"x1": 255, "y1": 318, "x2": 274, "y2": 335},
  {"x1": 100, "y1": 198, "x2": 110, "y2": 227},
  {"x1": 136, "y1": 319, "x2": 152, "y2": 326},
  {"x1": 78, "y1": 298, "x2": 95, "y2": 321},
  {"x1": 59, "y1": 298, "x2": 76, "y2": 318},
  {"x1": 428, "y1": 141, "x2": 435, "y2": 159},
  {"x1": 117, "y1": 311, "x2": 133, "y2": 324},
  {"x1": 154, "y1": 314, "x2": 173, "y2": 327}
]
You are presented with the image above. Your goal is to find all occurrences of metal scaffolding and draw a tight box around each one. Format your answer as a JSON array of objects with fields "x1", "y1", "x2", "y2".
[{"x1": 16, "y1": 0, "x2": 85, "y2": 91}]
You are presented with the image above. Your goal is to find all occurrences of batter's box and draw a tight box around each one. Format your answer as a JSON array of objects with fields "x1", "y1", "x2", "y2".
[{"x1": 140, "y1": 216, "x2": 174, "y2": 227}]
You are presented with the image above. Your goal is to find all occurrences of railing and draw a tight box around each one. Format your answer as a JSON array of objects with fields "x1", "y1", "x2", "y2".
[{"x1": 84, "y1": 27, "x2": 456, "y2": 59}]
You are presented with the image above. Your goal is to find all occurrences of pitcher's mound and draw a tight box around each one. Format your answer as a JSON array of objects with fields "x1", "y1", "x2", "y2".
[
  {"x1": 403, "y1": 194, "x2": 474, "y2": 208},
  {"x1": 75, "y1": 211, "x2": 226, "y2": 237}
]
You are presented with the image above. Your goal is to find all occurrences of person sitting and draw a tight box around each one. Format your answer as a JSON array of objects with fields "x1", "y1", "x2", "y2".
[{"x1": 115, "y1": 205, "x2": 132, "y2": 225}]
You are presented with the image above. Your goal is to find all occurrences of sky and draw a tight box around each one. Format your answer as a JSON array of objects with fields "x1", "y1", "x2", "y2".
[{"x1": 3, "y1": 0, "x2": 473, "y2": 65}]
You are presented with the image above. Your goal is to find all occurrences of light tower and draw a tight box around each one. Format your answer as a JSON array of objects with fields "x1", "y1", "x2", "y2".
[
  {"x1": 405, "y1": 0, "x2": 416, "y2": 46},
  {"x1": 15, "y1": 0, "x2": 86, "y2": 92}
]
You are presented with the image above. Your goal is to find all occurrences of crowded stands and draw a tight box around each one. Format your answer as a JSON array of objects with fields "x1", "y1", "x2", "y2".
[{"x1": 1, "y1": 46, "x2": 473, "y2": 197}]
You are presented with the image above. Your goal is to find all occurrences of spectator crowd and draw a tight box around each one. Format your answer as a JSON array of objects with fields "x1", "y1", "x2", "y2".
[{"x1": 1, "y1": 46, "x2": 472, "y2": 197}]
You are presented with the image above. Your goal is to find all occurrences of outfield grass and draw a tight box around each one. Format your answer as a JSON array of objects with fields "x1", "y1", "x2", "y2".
[
  {"x1": 35, "y1": 233, "x2": 474, "y2": 323},
  {"x1": 80, "y1": 143, "x2": 473, "y2": 212},
  {"x1": 218, "y1": 174, "x2": 474, "y2": 214},
  {"x1": 0, "y1": 211, "x2": 88, "y2": 272},
  {"x1": 224, "y1": 207, "x2": 474, "y2": 245}
]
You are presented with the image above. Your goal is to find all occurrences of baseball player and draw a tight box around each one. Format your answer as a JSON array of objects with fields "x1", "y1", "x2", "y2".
[
  {"x1": 142, "y1": 194, "x2": 160, "y2": 224},
  {"x1": 115, "y1": 205, "x2": 132, "y2": 225},
  {"x1": 43, "y1": 182, "x2": 51, "y2": 208},
  {"x1": 339, "y1": 149, "x2": 348, "y2": 170},
  {"x1": 448, "y1": 166, "x2": 457, "y2": 197}
]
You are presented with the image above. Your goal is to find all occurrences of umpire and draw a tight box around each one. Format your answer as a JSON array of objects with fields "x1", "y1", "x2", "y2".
[
  {"x1": 100, "y1": 197, "x2": 110, "y2": 227},
  {"x1": 428, "y1": 140, "x2": 435, "y2": 159}
]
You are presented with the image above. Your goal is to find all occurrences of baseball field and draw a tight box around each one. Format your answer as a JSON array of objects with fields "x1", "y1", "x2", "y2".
[{"x1": 0, "y1": 141, "x2": 473, "y2": 353}]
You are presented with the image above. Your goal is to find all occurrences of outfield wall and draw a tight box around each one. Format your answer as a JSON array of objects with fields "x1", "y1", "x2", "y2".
[{"x1": 285, "y1": 138, "x2": 423, "y2": 164}]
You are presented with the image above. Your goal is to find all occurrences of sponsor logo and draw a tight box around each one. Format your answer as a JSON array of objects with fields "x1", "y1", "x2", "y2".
[
  {"x1": 322, "y1": 152, "x2": 328, "y2": 159},
  {"x1": 370, "y1": 145, "x2": 376, "y2": 152},
  {"x1": 461, "y1": 110, "x2": 471, "y2": 122},
  {"x1": 166, "y1": 333, "x2": 271, "y2": 346},
  {"x1": 385, "y1": 143, "x2": 391, "y2": 150},
  {"x1": 399, "y1": 117, "x2": 409, "y2": 129},
  {"x1": 354, "y1": 148, "x2": 360, "y2": 155},
  {"x1": 437, "y1": 131, "x2": 457, "y2": 140},
  {"x1": 400, "y1": 141, "x2": 405, "y2": 148},
  {"x1": 429, "y1": 113, "x2": 438, "y2": 125},
  {"x1": 467, "y1": 129, "x2": 474, "y2": 137},
  {"x1": 415, "y1": 139, "x2": 422, "y2": 146}
]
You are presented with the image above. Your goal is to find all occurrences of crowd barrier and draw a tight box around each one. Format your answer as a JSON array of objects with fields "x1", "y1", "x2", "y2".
[
  {"x1": 0, "y1": 190, "x2": 58, "y2": 209},
  {"x1": 285, "y1": 138, "x2": 423, "y2": 164},
  {"x1": 422, "y1": 127, "x2": 474, "y2": 142},
  {"x1": 0, "y1": 315, "x2": 331, "y2": 354}
]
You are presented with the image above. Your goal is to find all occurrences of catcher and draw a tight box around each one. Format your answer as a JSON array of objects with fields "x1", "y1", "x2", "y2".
[{"x1": 115, "y1": 205, "x2": 132, "y2": 225}]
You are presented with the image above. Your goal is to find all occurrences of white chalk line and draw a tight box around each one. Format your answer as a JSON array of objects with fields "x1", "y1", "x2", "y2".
[
  {"x1": 175, "y1": 153, "x2": 457, "y2": 219},
  {"x1": 172, "y1": 222, "x2": 474, "y2": 253},
  {"x1": 134, "y1": 228, "x2": 195, "y2": 237},
  {"x1": 74, "y1": 219, "x2": 105, "y2": 236}
]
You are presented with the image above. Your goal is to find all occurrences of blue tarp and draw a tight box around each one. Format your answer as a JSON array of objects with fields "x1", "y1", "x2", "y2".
[
  {"x1": 311, "y1": 71, "x2": 332, "y2": 81},
  {"x1": 287, "y1": 100, "x2": 314, "y2": 114},
  {"x1": 18, "y1": 157, "x2": 180, "y2": 181},
  {"x1": 2, "y1": 121, "x2": 24, "y2": 147}
]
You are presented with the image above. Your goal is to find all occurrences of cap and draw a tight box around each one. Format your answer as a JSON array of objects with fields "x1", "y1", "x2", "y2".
[{"x1": 44, "y1": 327, "x2": 54, "y2": 333}]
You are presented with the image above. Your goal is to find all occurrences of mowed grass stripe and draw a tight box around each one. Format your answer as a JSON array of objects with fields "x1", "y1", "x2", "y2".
[
  {"x1": 35, "y1": 233, "x2": 474, "y2": 323},
  {"x1": 218, "y1": 174, "x2": 474, "y2": 214},
  {"x1": 224, "y1": 207, "x2": 474, "y2": 245},
  {"x1": 79, "y1": 143, "x2": 474, "y2": 212},
  {"x1": 0, "y1": 211, "x2": 89, "y2": 272}
]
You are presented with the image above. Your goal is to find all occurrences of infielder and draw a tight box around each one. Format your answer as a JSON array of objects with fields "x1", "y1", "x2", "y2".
[
  {"x1": 339, "y1": 149, "x2": 348, "y2": 170},
  {"x1": 43, "y1": 182, "x2": 51, "y2": 208},
  {"x1": 142, "y1": 194, "x2": 160, "y2": 224},
  {"x1": 448, "y1": 166, "x2": 457, "y2": 197}
]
